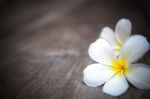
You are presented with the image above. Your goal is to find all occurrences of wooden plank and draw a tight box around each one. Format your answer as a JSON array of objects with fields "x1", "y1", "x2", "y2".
[{"x1": 0, "y1": 0, "x2": 150, "y2": 99}]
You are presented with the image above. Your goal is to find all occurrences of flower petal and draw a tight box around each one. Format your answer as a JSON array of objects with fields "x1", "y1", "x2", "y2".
[
  {"x1": 83, "y1": 64, "x2": 115, "y2": 87},
  {"x1": 103, "y1": 74, "x2": 129, "y2": 96},
  {"x1": 100, "y1": 27, "x2": 119, "y2": 49},
  {"x1": 115, "y1": 19, "x2": 132, "y2": 44},
  {"x1": 119, "y1": 35, "x2": 150, "y2": 63},
  {"x1": 89, "y1": 39, "x2": 117, "y2": 65},
  {"x1": 125, "y1": 64, "x2": 150, "y2": 90}
]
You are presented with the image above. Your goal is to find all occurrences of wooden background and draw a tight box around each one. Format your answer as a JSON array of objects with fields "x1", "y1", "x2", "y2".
[{"x1": 0, "y1": 0, "x2": 150, "y2": 99}]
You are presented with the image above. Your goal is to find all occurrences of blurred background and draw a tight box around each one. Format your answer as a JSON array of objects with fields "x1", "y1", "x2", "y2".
[{"x1": 0, "y1": 0, "x2": 150, "y2": 99}]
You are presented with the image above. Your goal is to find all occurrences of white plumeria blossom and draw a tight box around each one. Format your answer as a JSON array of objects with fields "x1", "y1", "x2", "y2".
[
  {"x1": 100, "y1": 18, "x2": 132, "y2": 55},
  {"x1": 83, "y1": 36, "x2": 150, "y2": 96}
]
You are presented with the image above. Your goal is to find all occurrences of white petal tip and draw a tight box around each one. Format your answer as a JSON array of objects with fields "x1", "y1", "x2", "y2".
[
  {"x1": 83, "y1": 79, "x2": 99, "y2": 87},
  {"x1": 83, "y1": 64, "x2": 115, "y2": 88},
  {"x1": 115, "y1": 18, "x2": 132, "y2": 43},
  {"x1": 125, "y1": 64, "x2": 150, "y2": 90},
  {"x1": 103, "y1": 84, "x2": 129, "y2": 96},
  {"x1": 99, "y1": 27, "x2": 113, "y2": 37},
  {"x1": 102, "y1": 27, "x2": 111, "y2": 30},
  {"x1": 120, "y1": 35, "x2": 150, "y2": 63},
  {"x1": 88, "y1": 39, "x2": 116, "y2": 64},
  {"x1": 102, "y1": 75, "x2": 129, "y2": 96},
  {"x1": 119, "y1": 18, "x2": 131, "y2": 24},
  {"x1": 83, "y1": 64, "x2": 103, "y2": 87}
]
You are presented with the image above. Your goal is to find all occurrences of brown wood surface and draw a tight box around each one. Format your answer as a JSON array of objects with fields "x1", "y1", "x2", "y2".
[{"x1": 0, "y1": 0, "x2": 150, "y2": 99}]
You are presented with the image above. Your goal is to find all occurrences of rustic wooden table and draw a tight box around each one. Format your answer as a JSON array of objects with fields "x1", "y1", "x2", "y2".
[{"x1": 0, "y1": 0, "x2": 150, "y2": 99}]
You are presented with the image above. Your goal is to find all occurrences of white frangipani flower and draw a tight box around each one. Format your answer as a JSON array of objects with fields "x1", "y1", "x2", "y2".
[
  {"x1": 83, "y1": 35, "x2": 150, "y2": 96},
  {"x1": 100, "y1": 18, "x2": 132, "y2": 55}
]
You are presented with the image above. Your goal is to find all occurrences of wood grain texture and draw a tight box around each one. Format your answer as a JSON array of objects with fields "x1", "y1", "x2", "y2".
[{"x1": 0, "y1": 0, "x2": 150, "y2": 99}]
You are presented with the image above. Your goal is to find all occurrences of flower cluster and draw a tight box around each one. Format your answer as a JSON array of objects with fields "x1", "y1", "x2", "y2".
[{"x1": 83, "y1": 19, "x2": 150, "y2": 96}]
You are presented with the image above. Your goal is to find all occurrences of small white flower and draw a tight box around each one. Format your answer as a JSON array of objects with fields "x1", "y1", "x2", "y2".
[
  {"x1": 100, "y1": 18, "x2": 132, "y2": 55},
  {"x1": 83, "y1": 36, "x2": 150, "y2": 96}
]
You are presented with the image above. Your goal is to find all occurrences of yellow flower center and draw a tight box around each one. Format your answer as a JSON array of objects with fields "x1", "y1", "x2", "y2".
[{"x1": 112, "y1": 58, "x2": 130, "y2": 77}]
